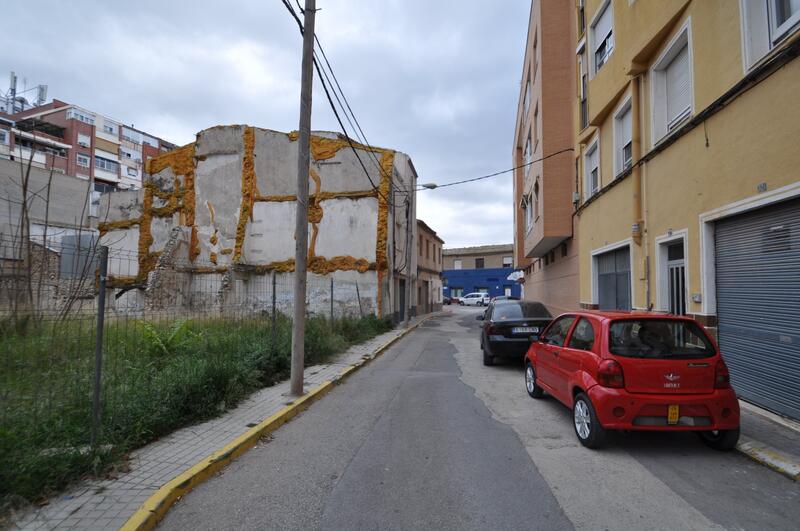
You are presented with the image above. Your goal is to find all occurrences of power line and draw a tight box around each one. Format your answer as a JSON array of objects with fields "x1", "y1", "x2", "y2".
[
  {"x1": 280, "y1": 0, "x2": 398, "y2": 206},
  {"x1": 415, "y1": 148, "x2": 574, "y2": 191}
]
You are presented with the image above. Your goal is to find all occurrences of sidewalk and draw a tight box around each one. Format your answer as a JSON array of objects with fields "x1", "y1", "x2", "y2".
[
  {"x1": 14, "y1": 315, "x2": 435, "y2": 530},
  {"x1": 738, "y1": 401, "x2": 800, "y2": 481}
]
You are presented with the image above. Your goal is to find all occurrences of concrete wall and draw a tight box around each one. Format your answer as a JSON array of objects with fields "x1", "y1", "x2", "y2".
[
  {"x1": 98, "y1": 125, "x2": 417, "y2": 318},
  {"x1": 442, "y1": 245, "x2": 514, "y2": 270},
  {"x1": 0, "y1": 157, "x2": 92, "y2": 256}
]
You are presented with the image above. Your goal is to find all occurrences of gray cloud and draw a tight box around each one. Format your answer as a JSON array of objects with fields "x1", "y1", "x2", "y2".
[{"x1": 3, "y1": 0, "x2": 529, "y2": 248}]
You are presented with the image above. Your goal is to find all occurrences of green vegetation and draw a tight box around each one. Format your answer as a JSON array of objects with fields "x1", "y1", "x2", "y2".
[{"x1": 0, "y1": 313, "x2": 393, "y2": 519}]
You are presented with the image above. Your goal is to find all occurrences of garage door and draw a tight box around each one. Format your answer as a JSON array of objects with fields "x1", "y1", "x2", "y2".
[{"x1": 715, "y1": 197, "x2": 800, "y2": 420}]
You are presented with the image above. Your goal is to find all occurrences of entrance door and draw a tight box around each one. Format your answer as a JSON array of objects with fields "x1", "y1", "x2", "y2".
[
  {"x1": 398, "y1": 279, "x2": 406, "y2": 321},
  {"x1": 715, "y1": 197, "x2": 800, "y2": 420},
  {"x1": 597, "y1": 246, "x2": 631, "y2": 310},
  {"x1": 667, "y1": 242, "x2": 686, "y2": 315}
]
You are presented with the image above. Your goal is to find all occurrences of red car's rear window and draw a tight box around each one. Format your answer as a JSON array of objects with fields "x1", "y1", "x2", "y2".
[{"x1": 608, "y1": 319, "x2": 715, "y2": 359}]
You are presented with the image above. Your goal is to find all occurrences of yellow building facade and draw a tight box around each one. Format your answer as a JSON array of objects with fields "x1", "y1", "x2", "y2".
[{"x1": 573, "y1": 0, "x2": 800, "y2": 420}]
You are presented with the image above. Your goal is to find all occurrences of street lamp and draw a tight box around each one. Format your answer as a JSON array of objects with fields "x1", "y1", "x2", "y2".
[{"x1": 420, "y1": 182, "x2": 437, "y2": 189}]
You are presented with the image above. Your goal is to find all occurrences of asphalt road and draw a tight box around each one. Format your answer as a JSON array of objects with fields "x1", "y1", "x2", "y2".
[{"x1": 160, "y1": 307, "x2": 800, "y2": 531}]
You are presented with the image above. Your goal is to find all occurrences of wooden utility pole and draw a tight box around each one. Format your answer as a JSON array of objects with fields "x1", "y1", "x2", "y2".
[{"x1": 290, "y1": 0, "x2": 316, "y2": 396}]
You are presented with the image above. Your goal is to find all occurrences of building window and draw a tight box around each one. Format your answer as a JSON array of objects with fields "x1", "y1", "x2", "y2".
[
  {"x1": 533, "y1": 103, "x2": 539, "y2": 149},
  {"x1": 126, "y1": 167, "x2": 139, "y2": 178},
  {"x1": 102, "y1": 123, "x2": 117, "y2": 135},
  {"x1": 0, "y1": 130, "x2": 7, "y2": 145},
  {"x1": 142, "y1": 135, "x2": 158, "y2": 148},
  {"x1": 454, "y1": 259, "x2": 462, "y2": 270},
  {"x1": 95, "y1": 156, "x2": 119, "y2": 173},
  {"x1": 76, "y1": 153, "x2": 90, "y2": 168},
  {"x1": 502, "y1": 256, "x2": 513, "y2": 267},
  {"x1": 578, "y1": 53, "x2": 589, "y2": 129},
  {"x1": 584, "y1": 140, "x2": 600, "y2": 200},
  {"x1": 772, "y1": 0, "x2": 800, "y2": 39},
  {"x1": 475, "y1": 258, "x2": 485, "y2": 269},
  {"x1": 591, "y1": 1, "x2": 614, "y2": 74},
  {"x1": 523, "y1": 75, "x2": 531, "y2": 118},
  {"x1": 426, "y1": 240, "x2": 430, "y2": 259},
  {"x1": 66, "y1": 109, "x2": 95, "y2": 125},
  {"x1": 533, "y1": 178, "x2": 540, "y2": 221},
  {"x1": 122, "y1": 127, "x2": 143, "y2": 144},
  {"x1": 652, "y1": 23, "x2": 692, "y2": 143},
  {"x1": 523, "y1": 194, "x2": 533, "y2": 233},
  {"x1": 741, "y1": 0, "x2": 800, "y2": 69},
  {"x1": 523, "y1": 132, "x2": 532, "y2": 177},
  {"x1": 532, "y1": 31, "x2": 539, "y2": 80},
  {"x1": 77, "y1": 133, "x2": 90, "y2": 147},
  {"x1": 578, "y1": 0, "x2": 586, "y2": 35},
  {"x1": 614, "y1": 99, "x2": 633, "y2": 175}
]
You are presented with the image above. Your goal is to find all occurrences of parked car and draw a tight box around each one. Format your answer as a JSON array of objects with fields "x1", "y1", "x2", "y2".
[
  {"x1": 490, "y1": 295, "x2": 520, "y2": 303},
  {"x1": 443, "y1": 296, "x2": 452, "y2": 305},
  {"x1": 478, "y1": 301, "x2": 552, "y2": 366},
  {"x1": 524, "y1": 311, "x2": 740, "y2": 450},
  {"x1": 460, "y1": 292, "x2": 490, "y2": 306}
]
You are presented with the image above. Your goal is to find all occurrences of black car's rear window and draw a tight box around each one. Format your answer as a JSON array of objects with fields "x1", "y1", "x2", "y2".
[
  {"x1": 608, "y1": 319, "x2": 715, "y2": 359},
  {"x1": 493, "y1": 302, "x2": 552, "y2": 320}
]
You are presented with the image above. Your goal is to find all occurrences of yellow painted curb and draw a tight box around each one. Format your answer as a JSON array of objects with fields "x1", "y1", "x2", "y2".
[{"x1": 121, "y1": 313, "x2": 437, "y2": 531}]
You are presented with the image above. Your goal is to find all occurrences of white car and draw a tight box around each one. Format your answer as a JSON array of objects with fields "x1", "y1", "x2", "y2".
[{"x1": 459, "y1": 292, "x2": 490, "y2": 306}]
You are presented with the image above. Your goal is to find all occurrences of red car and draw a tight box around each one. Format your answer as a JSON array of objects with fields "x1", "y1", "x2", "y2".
[{"x1": 524, "y1": 311, "x2": 740, "y2": 450}]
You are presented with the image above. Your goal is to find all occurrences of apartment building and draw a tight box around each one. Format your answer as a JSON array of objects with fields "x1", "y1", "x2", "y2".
[
  {"x1": 442, "y1": 244, "x2": 520, "y2": 300},
  {"x1": 572, "y1": 0, "x2": 800, "y2": 420},
  {"x1": 3, "y1": 99, "x2": 175, "y2": 217},
  {"x1": 512, "y1": 0, "x2": 579, "y2": 315},
  {"x1": 416, "y1": 220, "x2": 444, "y2": 315}
]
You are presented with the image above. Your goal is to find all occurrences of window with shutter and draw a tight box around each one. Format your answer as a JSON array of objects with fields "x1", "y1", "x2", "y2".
[
  {"x1": 584, "y1": 140, "x2": 600, "y2": 200},
  {"x1": 591, "y1": 1, "x2": 614, "y2": 74},
  {"x1": 614, "y1": 100, "x2": 633, "y2": 175},
  {"x1": 651, "y1": 22, "x2": 692, "y2": 143},
  {"x1": 665, "y1": 44, "x2": 691, "y2": 128}
]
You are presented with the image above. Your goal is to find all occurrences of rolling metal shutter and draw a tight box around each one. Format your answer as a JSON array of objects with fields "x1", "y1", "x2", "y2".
[
  {"x1": 715, "y1": 197, "x2": 800, "y2": 420},
  {"x1": 597, "y1": 246, "x2": 631, "y2": 311}
]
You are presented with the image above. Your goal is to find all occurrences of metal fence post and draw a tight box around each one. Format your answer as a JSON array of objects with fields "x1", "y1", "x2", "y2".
[
  {"x1": 271, "y1": 272, "x2": 277, "y2": 326},
  {"x1": 90, "y1": 245, "x2": 108, "y2": 448},
  {"x1": 355, "y1": 281, "x2": 364, "y2": 318},
  {"x1": 330, "y1": 276, "x2": 334, "y2": 328}
]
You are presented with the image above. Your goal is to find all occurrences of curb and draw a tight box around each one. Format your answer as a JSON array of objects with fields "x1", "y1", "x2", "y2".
[
  {"x1": 736, "y1": 436, "x2": 800, "y2": 481},
  {"x1": 121, "y1": 314, "x2": 436, "y2": 531}
]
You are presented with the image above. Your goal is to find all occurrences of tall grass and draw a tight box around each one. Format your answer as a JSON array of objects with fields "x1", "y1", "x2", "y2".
[{"x1": 0, "y1": 313, "x2": 393, "y2": 518}]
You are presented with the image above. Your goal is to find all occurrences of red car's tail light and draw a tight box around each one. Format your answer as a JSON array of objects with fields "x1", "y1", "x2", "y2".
[
  {"x1": 715, "y1": 359, "x2": 731, "y2": 389},
  {"x1": 598, "y1": 359, "x2": 625, "y2": 389}
]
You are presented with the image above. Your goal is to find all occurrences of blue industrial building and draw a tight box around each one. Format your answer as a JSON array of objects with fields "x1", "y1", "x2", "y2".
[{"x1": 442, "y1": 267, "x2": 521, "y2": 300}]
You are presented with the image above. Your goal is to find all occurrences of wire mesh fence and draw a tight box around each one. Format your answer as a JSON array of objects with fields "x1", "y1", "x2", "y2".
[{"x1": 0, "y1": 234, "x2": 391, "y2": 511}]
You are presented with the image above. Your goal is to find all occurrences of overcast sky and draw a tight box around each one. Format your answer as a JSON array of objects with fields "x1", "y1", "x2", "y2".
[{"x1": 3, "y1": 0, "x2": 529, "y2": 248}]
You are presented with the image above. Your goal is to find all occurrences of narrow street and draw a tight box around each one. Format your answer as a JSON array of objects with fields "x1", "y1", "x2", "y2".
[{"x1": 161, "y1": 308, "x2": 800, "y2": 531}]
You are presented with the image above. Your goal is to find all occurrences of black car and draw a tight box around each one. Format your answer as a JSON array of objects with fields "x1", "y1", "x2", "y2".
[{"x1": 477, "y1": 301, "x2": 552, "y2": 366}]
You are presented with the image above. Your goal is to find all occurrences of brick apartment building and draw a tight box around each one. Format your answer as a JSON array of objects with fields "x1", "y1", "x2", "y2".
[
  {"x1": 512, "y1": 0, "x2": 579, "y2": 316},
  {"x1": 0, "y1": 99, "x2": 175, "y2": 221}
]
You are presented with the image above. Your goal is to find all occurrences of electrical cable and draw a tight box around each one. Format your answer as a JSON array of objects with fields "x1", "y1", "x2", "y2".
[
  {"x1": 414, "y1": 148, "x2": 574, "y2": 191},
  {"x1": 281, "y1": 0, "x2": 400, "y2": 205}
]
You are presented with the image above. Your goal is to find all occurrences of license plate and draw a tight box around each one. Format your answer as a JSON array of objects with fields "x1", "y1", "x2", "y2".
[
  {"x1": 668, "y1": 405, "x2": 679, "y2": 425},
  {"x1": 512, "y1": 326, "x2": 538, "y2": 334}
]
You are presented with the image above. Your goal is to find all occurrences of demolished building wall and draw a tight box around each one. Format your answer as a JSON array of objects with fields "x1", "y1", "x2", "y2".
[{"x1": 97, "y1": 124, "x2": 417, "y2": 318}]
